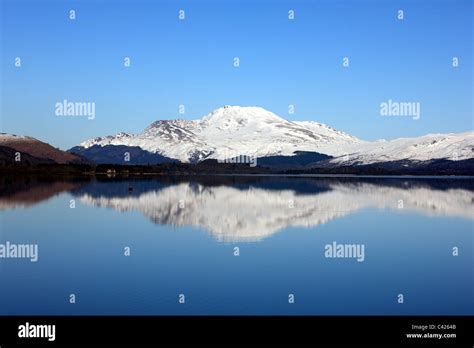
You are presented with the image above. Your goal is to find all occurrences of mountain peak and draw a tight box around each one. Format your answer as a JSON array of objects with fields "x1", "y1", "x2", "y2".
[
  {"x1": 0, "y1": 133, "x2": 34, "y2": 142},
  {"x1": 201, "y1": 105, "x2": 287, "y2": 125}
]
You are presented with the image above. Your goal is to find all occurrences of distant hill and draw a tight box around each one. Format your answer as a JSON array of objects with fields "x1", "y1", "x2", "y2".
[
  {"x1": 257, "y1": 151, "x2": 332, "y2": 169},
  {"x1": 0, "y1": 133, "x2": 87, "y2": 164},
  {"x1": 0, "y1": 145, "x2": 54, "y2": 166},
  {"x1": 68, "y1": 144, "x2": 177, "y2": 165}
]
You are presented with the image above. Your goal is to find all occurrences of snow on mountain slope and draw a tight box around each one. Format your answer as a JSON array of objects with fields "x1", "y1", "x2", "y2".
[
  {"x1": 329, "y1": 131, "x2": 474, "y2": 165},
  {"x1": 293, "y1": 121, "x2": 360, "y2": 144},
  {"x1": 79, "y1": 106, "x2": 361, "y2": 162},
  {"x1": 196, "y1": 106, "x2": 362, "y2": 158},
  {"x1": 80, "y1": 121, "x2": 214, "y2": 163},
  {"x1": 78, "y1": 105, "x2": 473, "y2": 164}
]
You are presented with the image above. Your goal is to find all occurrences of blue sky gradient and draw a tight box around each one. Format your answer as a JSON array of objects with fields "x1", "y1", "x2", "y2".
[{"x1": 1, "y1": 0, "x2": 472, "y2": 149}]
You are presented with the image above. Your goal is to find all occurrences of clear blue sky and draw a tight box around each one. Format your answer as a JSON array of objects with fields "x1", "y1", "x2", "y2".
[{"x1": 1, "y1": 0, "x2": 472, "y2": 150}]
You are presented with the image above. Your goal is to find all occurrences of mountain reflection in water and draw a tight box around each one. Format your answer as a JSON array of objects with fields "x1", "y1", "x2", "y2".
[{"x1": 1, "y1": 175, "x2": 473, "y2": 242}]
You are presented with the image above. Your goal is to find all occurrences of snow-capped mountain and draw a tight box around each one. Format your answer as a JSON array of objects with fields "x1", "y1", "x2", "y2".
[
  {"x1": 78, "y1": 106, "x2": 362, "y2": 162},
  {"x1": 77, "y1": 105, "x2": 473, "y2": 165},
  {"x1": 327, "y1": 131, "x2": 474, "y2": 166}
]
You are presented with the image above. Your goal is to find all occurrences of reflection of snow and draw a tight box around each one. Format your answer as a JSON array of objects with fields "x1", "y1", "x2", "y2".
[{"x1": 79, "y1": 182, "x2": 474, "y2": 242}]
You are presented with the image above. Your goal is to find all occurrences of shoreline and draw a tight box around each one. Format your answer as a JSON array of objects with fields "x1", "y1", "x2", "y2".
[{"x1": 1, "y1": 168, "x2": 473, "y2": 180}]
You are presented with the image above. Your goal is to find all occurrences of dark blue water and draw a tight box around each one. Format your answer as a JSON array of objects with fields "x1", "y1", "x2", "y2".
[{"x1": 0, "y1": 176, "x2": 472, "y2": 315}]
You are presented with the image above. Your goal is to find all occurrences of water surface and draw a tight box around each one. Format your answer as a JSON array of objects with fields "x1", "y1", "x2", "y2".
[{"x1": 0, "y1": 175, "x2": 472, "y2": 315}]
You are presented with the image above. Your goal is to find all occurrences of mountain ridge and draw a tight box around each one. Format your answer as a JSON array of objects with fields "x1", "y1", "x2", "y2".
[
  {"x1": 76, "y1": 106, "x2": 473, "y2": 166},
  {"x1": 77, "y1": 106, "x2": 361, "y2": 162}
]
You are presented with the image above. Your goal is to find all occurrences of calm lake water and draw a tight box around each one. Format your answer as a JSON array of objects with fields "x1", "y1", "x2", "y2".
[{"x1": 0, "y1": 175, "x2": 472, "y2": 315}]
